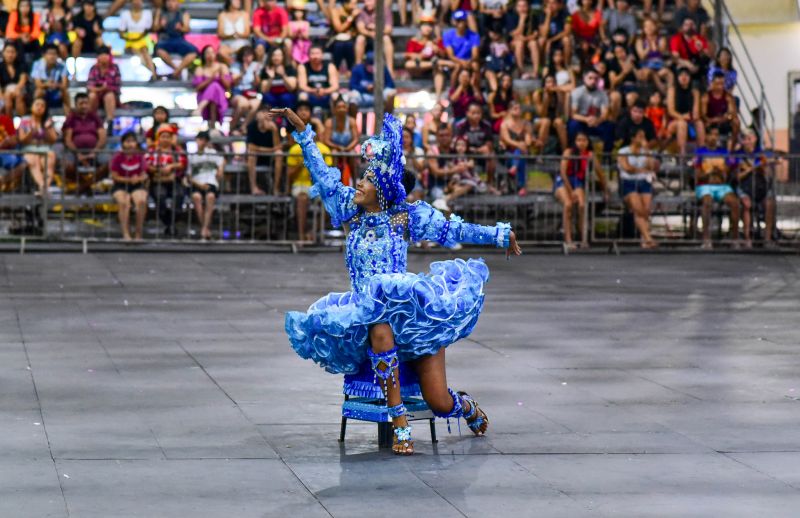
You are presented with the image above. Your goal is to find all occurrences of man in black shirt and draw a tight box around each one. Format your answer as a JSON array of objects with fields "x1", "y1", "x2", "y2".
[
  {"x1": 246, "y1": 107, "x2": 282, "y2": 195},
  {"x1": 616, "y1": 100, "x2": 656, "y2": 148}
]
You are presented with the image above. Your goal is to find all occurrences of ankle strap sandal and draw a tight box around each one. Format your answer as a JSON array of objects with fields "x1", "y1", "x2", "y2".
[
  {"x1": 393, "y1": 425, "x2": 414, "y2": 455},
  {"x1": 458, "y1": 391, "x2": 489, "y2": 436}
]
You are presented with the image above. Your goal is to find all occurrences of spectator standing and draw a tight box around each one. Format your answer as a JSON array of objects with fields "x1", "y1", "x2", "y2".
[
  {"x1": 260, "y1": 47, "x2": 298, "y2": 109},
  {"x1": 499, "y1": 100, "x2": 535, "y2": 196},
  {"x1": 0, "y1": 44, "x2": 26, "y2": 116},
  {"x1": 187, "y1": 131, "x2": 225, "y2": 240},
  {"x1": 568, "y1": 69, "x2": 615, "y2": 153},
  {"x1": 538, "y1": 0, "x2": 572, "y2": 65},
  {"x1": 347, "y1": 52, "x2": 396, "y2": 109},
  {"x1": 601, "y1": 0, "x2": 636, "y2": 46},
  {"x1": 118, "y1": 0, "x2": 157, "y2": 81},
  {"x1": 533, "y1": 74, "x2": 568, "y2": 151},
  {"x1": 667, "y1": 67, "x2": 704, "y2": 154},
  {"x1": 154, "y1": 0, "x2": 199, "y2": 79},
  {"x1": 63, "y1": 92, "x2": 109, "y2": 193},
  {"x1": 707, "y1": 47, "x2": 737, "y2": 94},
  {"x1": 329, "y1": 0, "x2": 359, "y2": 72},
  {"x1": 443, "y1": 10, "x2": 480, "y2": 80},
  {"x1": 694, "y1": 124, "x2": 739, "y2": 249},
  {"x1": 286, "y1": 0, "x2": 311, "y2": 66},
  {"x1": 218, "y1": 0, "x2": 252, "y2": 64},
  {"x1": 246, "y1": 106, "x2": 282, "y2": 195},
  {"x1": 735, "y1": 129, "x2": 776, "y2": 248},
  {"x1": 42, "y1": 0, "x2": 71, "y2": 60},
  {"x1": 18, "y1": 97, "x2": 57, "y2": 196},
  {"x1": 618, "y1": 128, "x2": 658, "y2": 248},
  {"x1": 702, "y1": 71, "x2": 739, "y2": 149},
  {"x1": 322, "y1": 96, "x2": 358, "y2": 186},
  {"x1": 87, "y1": 45, "x2": 121, "y2": 130},
  {"x1": 31, "y1": 43, "x2": 69, "y2": 111},
  {"x1": 448, "y1": 68, "x2": 481, "y2": 121},
  {"x1": 669, "y1": 17, "x2": 710, "y2": 82},
  {"x1": 71, "y1": 0, "x2": 104, "y2": 58},
  {"x1": 193, "y1": 46, "x2": 232, "y2": 129},
  {"x1": 298, "y1": 45, "x2": 339, "y2": 112},
  {"x1": 615, "y1": 100, "x2": 656, "y2": 147},
  {"x1": 506, "y1": 0, "x2": 540, "y2": 79},
  {"x1": 635, "y1": 17, "x2": 673, "y2": 95},
  {"x1": 110, "y1": 131, "x2": 149, "y2": 241},
  {"x1": 146, "y1": 124, "x2": 187, "y2": 236},
  {"x1": 230, "y1": 46, "x2": 262, "y2": 134},
  {"x1": 404, "y1": 19, "x2": 446, "y2": 98},
  {"x1": 455, "y1": 101, "x2": 497, "y2": 189},
  {"x1": 6, "y1": 0, "x2": 41, "y2": 63},
  {"x1": 354, "y1": 0, "x2": 394, "y2": 75},
  {"x1": 252, "y1": 0, "x2": 289, "y2": 62}
]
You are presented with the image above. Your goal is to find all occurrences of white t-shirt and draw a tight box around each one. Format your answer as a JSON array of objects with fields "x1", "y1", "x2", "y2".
[
  {"x1": 119, "y1": 9, "x2": 153, "y2": 33},
  {"x1": 188, "y1": 149, "x2": 224, "y2": 187},
  {"x1": 618, "y1": 146, "x2": 653, "y2": 181}
]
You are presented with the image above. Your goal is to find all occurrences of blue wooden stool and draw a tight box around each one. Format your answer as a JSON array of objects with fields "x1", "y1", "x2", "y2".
[{"x1": 340, "y1": 361, "x2": 437, "y2": 448}]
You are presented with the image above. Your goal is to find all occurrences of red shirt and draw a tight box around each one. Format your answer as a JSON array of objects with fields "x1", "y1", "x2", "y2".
[
  {"x1": 111, "y1": 152, "x2": 148, "y2": 179},
  {"x1": 405, "y1": 38, "x2": 443, "y2": 57},
  {"x1": 146, "y1": 145, "x2": 187, "y2": 178},
  {"x1": 669, "y1": 33, "x2": 708, "y2": 61},
  {"x1": 570, "y1": 9, "x2": 602, "y2": 41},
  {"x1": 252, "y1": 6, "x2": 288, "y2": 38},
  {"x1": 0, "y1": 114, "x2": 15, "y2": 149},
  {"x1": 63, "y1": 111, "x2": 103, "y2": 150}
]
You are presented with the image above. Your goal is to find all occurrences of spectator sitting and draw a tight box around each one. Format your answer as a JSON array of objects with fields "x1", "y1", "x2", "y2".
[
  {"x1": 347, "y1": 51, "x2": 396, "y2": 109},
  {"x1": 635, "y1": 17, "x2": 673, "y2": 95},
  {"x1": 230, "y1": 46, "x2": 262, "y2": 134},
  {"x1": 322, "y1": 96, "x2": 358, "y2": 186},
  {"x1": 252, "y1": 0, "x2": 289, "y2": 62},
  {"x1": 568, "y1": 68, "x2": 615, "y2": 153},
  {"x1": 87, "y1": 45, "x2": 121, "y2": 130},
  {"x1": 448, "y1": 68, "x2": 482, "y2": 121},
  {"x1": 618, "y1": 128, "x2": 659, "y2": 248},
  {"x1": 694, "y1": 124, "x2": 739, "y2": 249},
  {"x1": 541, "y1": 47, "x2": 575, "y2": 93},
  {"x1": 499, "y1": 100, "x2": 535, "y2": 196},
  {"x1": 31, "y1": 43, "x2": 69, "y2": 111},
  {"x1": 71, "y1": 0, "x2": 104, "y2": 58},
  {"x1": 118, "y1": 0, "x2": 157, "y2": 80},
  {"x1": 426, "y1": 123, "x2": 456, "y2": 204},
  {"x1": 145, "y1": 106, "x2": 171, "y2": 148},
  {"x1": 42, "y1": 0, "x2": 71, "y2": 60},
  {"x1": 329, "y1": 0, "x2": 359, "y2": 72},
  {"x1": 433, "y1": 135, "x2": 483, "y2": 211},
  {"x1": 554, "y1": 130, "x2": 604, "y2": 250},
  {"x1": 702, "y1": 71, "x2": 739, "y2": 149},
  {"x1": 669, "y1": 17, "x2": 710, "y2": 83},
  {"x1": 260, "y1": 47, "x2": 298, "y2": 109},
  {"x1": 487, "y1": 72, "x2": 513, "y2": 133},
  {"x1": 246, "y1": 106, "x2": 282, "y2": 195},
  {"x1": 154, "y1": 0, "x2": 199, "y2": 79},
  {"x1": 18, "y1": 97, "x2": 57, "y2": 196},
  {"x1": 481, "y1": 21, "x2": 514, "y2": 93},
  {"x1": 616, "y1": 100, "x2": 656, "y2": 148},
  {"x1": 607, "y1": 43, "x2": 639, "y2": 118},
  {"x1": 539, "y1": 0, "x2": 572, "y2": 66},
  {"x1": 286, "y1": 106, "x2": 331, "y2": 242},
  {"x1": 146, "y1": 124, "x2": 187, "y2": 237},
  {"x1": 571, "y1": 0, "x2": 603, "y2": 69},
  {"x1": 707, "y1": 47, "x2": 737, "y2": 94},
  {"x1": 63, "y1": 92, "x2": 109, "y2": 194},
  {"x1": 286, "y1": 0, "x2": 311, "y2": 66},
  {"x1": 193, "y1": 46, "x2": 232, "y2": 129},
  {"x1": 455, "y1": 101, "x2": 497, "y2": 190},
  {"x1": 477, "y1": 0, "x2": 508, "y2": 34},
  {"x1": 0, "y1": 110, "x2": 25, "y2": 191},
  {"x1": 105, "y1": 0, "x2": 165, "y2": 18},
  {"x1": 402, "y1": 126, "x2": 426, "y2": 203},
  {"x1": 110, "y1": 131, "x2": 149, "y2": 241},
  {"x1": 0, "y1": 44, "x2": 26, "y2": 116},
  {"x1": 506, "y1": 0, "x2": 540, "y2": 79},
  {"x1": 354, "y1": 0, "x2": 394, "y2": 75},
  {"x1": 404, "y1": 114, "x2": 423, "y2": 150},
  {"x1": 443, "y1": 10, "x2": 480, "y2": 80},
  {"x1": 217, "y1": 0, "x2": 252, "y2": 64},
  {"x1": 297, "y1": 45, "x2": 340, "y2": 113},
  {"x1": 187, "y1": 131, "x2": 225, "y2": 240},
  {"x1": 7, "y1": 0, "x2": 41, "y2": 63},
  {"x1": 601, "y1": 0, "x2": 636, "y2": 47},
  {"x1": 421, "y1": 102, "x2": 445, "y2": 152},
  {"x1": 645, "y1": 90, "x2": 669, "y2": 150},
  {"x1": 533, "y1": 74, "x2": 568, "y2": 151},
  {"x1": 404, "y1": 18, "x2": 446, "y2": 98},
  {"x1": 735, "y1": 129, "x2": 776, "y2": 248},
  {"x1": 667, "y1": 67, "x2": 704, "y2": 155}
]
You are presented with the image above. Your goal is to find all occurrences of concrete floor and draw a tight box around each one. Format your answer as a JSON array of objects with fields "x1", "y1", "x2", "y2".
[{"x1": 2, "y1": 251, "x2": 800, "y2": 518}]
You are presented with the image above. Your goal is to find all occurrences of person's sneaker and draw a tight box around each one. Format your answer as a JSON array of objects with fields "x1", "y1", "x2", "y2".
[
  {"x1": 433, "y1": 198, "x2": 450, "y2": 212},
  {"x1": 731, "y1": 240, "x2": 742, "y2": 250},
  {"x1": 701, "y1": 240, "x2": 713, "y2": 250},
  {"x1": 517, "y1": 188, "x2": 527, "y2": 197}
]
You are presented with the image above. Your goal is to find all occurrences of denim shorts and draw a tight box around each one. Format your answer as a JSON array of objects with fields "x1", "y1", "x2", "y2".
[
  {"x1": 554, "y1": 174, "x2": 585, "y2": 191},
  {"x1": 621, "y1": 178, "x2": 653, "y2": 198},
  {"x1": 696, "y1": 184, "x2": 734, "y2": 203}
]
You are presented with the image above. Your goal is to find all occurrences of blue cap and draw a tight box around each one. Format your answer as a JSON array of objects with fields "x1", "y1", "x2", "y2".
[{"x1": 452, "y1": 9, "x2": 467, "y2": 21}]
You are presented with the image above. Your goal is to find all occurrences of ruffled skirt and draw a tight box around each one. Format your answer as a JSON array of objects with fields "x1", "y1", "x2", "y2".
[{"x1": 285, "y1": 258, "x2": 489, "y2": 375}]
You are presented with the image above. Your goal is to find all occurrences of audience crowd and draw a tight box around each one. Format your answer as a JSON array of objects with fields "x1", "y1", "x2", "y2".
[{"x1": 0, "y1": 0, "x2": 779, "y2": 247}]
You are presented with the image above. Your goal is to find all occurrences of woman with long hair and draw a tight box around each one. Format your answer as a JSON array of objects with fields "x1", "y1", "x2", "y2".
[
  {"x1": 118, "y1": 0, "x2": 157, "y2": 81},
  {"x1": 110, "y1": 131, "x2": 149, "y2": 241},
  {"x1": 259, "y1": 47, "x2": 298, "y2": 109},
  {"x1": 618, "y1": 128, "x2": 658, "y2": 248},
  {"x1": 192, "y1": 46, "x2": 232, "y2": 128},
  {"x1": 217, "y1": 0, "x2": 251, "y2": 64},
  {"x1": 0, "y1": 44, "x2": 27, "y2": 116},
  {"x1": 229, "y1": 46, "x2": 262, "y2": 134},
  {"x1": 42, "y1": 0, "x2": 71, "y2": 59},
  {"x1": 277, "y1": 106, "x2": 521, "y2": 455},
  {"x1": 635, "y1": 17, "x2": 673, "y2": 95},
  {"x1": 707, "y1": 47, "x2": 737, "y2": 93},
  {"x1": 322, "y1": 96, "x2": 359, "y2": 186},
  {"x1": 6, "y1": 0, "x2": 41, "y2": 61},
  {"x1": 487, "y1": 72, "x2": 514, "y2": 134},
  {"x1": 18, "y1": 97, "x2": 57, "y2": 195}
]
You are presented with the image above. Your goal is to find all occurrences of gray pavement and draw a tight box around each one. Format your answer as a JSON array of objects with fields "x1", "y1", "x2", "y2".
[{"x1": 2, "y1": 251, "x2": 799, "y2": 517}]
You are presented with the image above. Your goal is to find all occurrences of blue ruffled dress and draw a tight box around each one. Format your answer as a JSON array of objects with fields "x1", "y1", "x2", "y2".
[{"x1": 285, "y1": 125, "x2": 511, "y2": 375}]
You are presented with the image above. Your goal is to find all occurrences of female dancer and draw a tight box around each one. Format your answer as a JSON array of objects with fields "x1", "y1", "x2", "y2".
[{"x1": 278, "y1": 107, "x2": 521, "y2": 455}]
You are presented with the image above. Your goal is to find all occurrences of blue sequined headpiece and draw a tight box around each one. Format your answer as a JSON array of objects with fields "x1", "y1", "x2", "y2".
[{"x1": 362, "y1": 114, "x2": 406, "y2": 209}]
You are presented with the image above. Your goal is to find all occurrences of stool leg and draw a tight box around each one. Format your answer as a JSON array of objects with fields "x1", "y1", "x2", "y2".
[
  {"x1": 430, "y1": 418, "x2": 438, "y2": 443},
  {"x1": 339, "y1": 416, "x2": 347, "y2": 442},
  {"x1": 378, "y1": 422, "x2": 392, "y2": 448}
]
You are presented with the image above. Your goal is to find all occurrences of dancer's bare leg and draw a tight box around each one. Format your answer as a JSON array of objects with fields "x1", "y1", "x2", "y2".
[{"x1": 368, "y1": 324, "x2": 413, "y2": 454}]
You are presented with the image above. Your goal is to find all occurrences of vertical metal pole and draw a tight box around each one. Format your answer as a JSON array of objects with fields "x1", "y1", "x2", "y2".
[
  {"x1": 714, "y1": 0, "x2": 724, "y2": 50},
  {"x1": 373, "y1": 0, "x2": 385, "y2": 122},
  {"x1": 41, "y1": 151, "x2": 48, "y2": 239}
]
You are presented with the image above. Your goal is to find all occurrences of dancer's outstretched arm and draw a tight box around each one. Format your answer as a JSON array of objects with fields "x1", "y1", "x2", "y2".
[
  {"x1": 408, "y1": 201, "x2": 522, "y2": 258},
  {"x1": 270, "y1": 108, "x2": 358, "y2": 227}
]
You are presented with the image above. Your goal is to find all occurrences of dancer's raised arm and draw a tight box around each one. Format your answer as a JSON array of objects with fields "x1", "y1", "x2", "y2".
[
  {"x1": 270, "y1": 108, "x2": 358, "y2": 227},
  {"x1": 408, "y1": 201, "x2": 522, "y2": 258}
]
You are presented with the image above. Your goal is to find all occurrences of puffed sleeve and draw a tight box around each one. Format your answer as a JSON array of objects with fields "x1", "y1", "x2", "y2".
[
  {"x1": 407, "y1": 201, "x2": 511, "y2": 248},
  {"x1": 291, "y1": 123, "x2": 358, "y2": 227}
]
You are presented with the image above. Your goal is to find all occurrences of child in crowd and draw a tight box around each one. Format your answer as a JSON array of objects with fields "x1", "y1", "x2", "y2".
[
  {"x1": 433, "y1": 136, "x2": 484, "y2": 211},
  {"x1": 645, "y1": 90, "x2": 668, "y2": 150}
]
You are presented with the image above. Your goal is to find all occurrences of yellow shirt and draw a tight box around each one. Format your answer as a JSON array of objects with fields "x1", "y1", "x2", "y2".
[{"x1": 287, "y1": 141, "x2": 333, "y2": 187}]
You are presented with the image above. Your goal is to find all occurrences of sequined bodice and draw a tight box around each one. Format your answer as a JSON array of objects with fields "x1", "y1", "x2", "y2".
[{"x1": 345, "y1": 209, "x2": 409, "y2": 292}]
